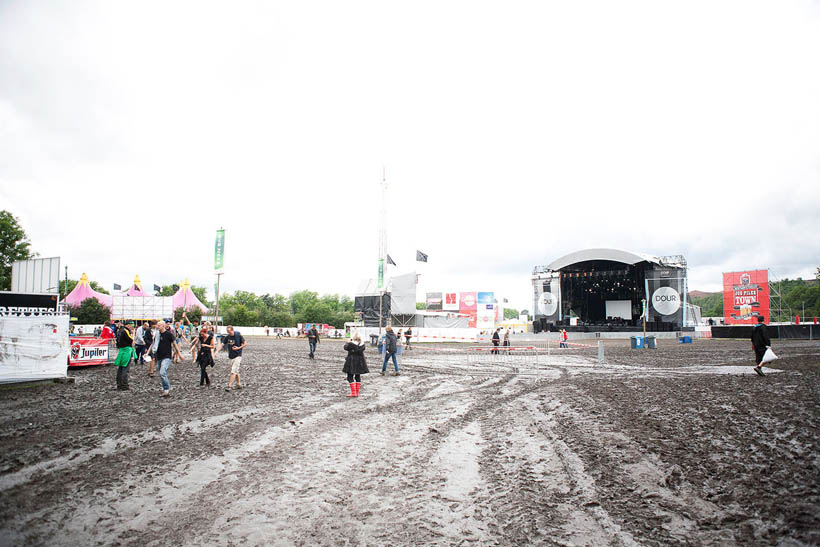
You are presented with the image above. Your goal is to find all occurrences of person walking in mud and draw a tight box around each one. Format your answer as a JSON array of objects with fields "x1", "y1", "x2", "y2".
[
  {"x1": 404, "y1": 327, "x2": 412, "y2": 350},
  {"x1": 343, "y1": 333, "x2": 369, "y2": 397},
  {"x1": 307, "y1": 325, "x2": 320, "y2": 360},
  {"x1": 491, "y1": 328, "x2": 500, "y2": 355},
  {"x1": 218, "y1": 326, "x2": 246, "y2": 390},
  {"x1": 134, "y1": 321, "x2": 149, "y2": 365},
  {"x1": 194, "y1": 326, "x2": 215, "y2": 387},
  {"x1": 381, "y1": 326, "x2": 400, "y2": 376},
  {"x1": 114, "y1": 322, "x2": 136, "y2": 390},
  {"x1": 751, "y1": 315, "x2": 771, "y2": 376},
  {"x1": 145, "y1": 321, "x2": 157, "y2": 376},
  {"x1": 156, "y1": 320, "x2": 184, "y2": 397},
  {"x1": 503, "y1": 328, "x2": 511, "y2": 354}
]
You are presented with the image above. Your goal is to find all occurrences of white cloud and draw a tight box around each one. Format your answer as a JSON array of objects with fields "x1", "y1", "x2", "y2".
[{"x1": 1, "y1": 0, "x2": 818, "y2": 310}]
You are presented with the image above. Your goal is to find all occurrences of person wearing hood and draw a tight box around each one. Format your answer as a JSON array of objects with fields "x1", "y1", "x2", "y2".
[
  {"x1": 381, "y1": 326, "x2": 400, "y2": 376},
  {"x1": 343, "y1": 333, "x2": 369, "y2": 397}
]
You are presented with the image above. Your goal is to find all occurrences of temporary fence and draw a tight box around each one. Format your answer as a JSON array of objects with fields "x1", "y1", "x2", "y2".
[{"x1": 457, "y1": 339, "x2": 602, "y2": 365}]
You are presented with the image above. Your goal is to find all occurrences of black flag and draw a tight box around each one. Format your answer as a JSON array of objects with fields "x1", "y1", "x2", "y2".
[
  {"x1": 416, "y1": 250, "x2": 428, "y2": 263},
  {"x1": 386, "y1": 254, "x2": 397, "y2": 266},
  {"x1": 153, "y1": 284, "x2": 161, "y2": 292},
  {"x1": 113, "y1": 283, "x2": 122, "y2": 291}
]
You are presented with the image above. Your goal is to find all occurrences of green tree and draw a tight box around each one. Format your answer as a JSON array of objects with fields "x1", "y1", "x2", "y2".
[
  {"x1": 0, "y1": 211, "x2": 35, "y2": 290},
  {"x1": 70, "y1": 297, "x2": 111, "y2": 324},
  {"x1": 416, "y1": 302, "x2": 426, "y2": 310},
  {"x1": 290, "y1": 290, "x2": 319, "y2": 316},
  {"x1": 689, "y1": 292, "x2": 723, "y2": 317},
  {"x1": 59, "y1": 278, "x2": 110, "y2": 300},
  {"x1": 504, "y1": 308, "x2": 520, "y2": 320},
  {"x1": 175, "y1": 307, "x2": 202, "y2": 323},
  {"x1": 157, "y1": 285, "x2": 176, "y2": 296},
  {"x1": 225, "y1": 303, "x2": 258, "y2": 326}
]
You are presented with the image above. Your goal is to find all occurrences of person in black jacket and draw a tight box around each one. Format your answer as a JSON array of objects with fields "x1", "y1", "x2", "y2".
[
  {"x1": 307, "y1": 326, "x2": 320, "y2": 360},
  {"x1": 751, "y1": 315, "x2": 771, "y2": 376},
  {"x1": 194, "y1": 328, "x2": 215, "y2": 387},
  {"x1": 491, "y1": 328, "x2": 500, "y2": 355},
  {"x1": 343, "y1": 333, "x2": 369, "y2": 397}
]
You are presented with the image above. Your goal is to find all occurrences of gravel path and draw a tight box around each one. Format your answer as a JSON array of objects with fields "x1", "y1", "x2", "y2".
[{"x1": 0, "y1": 337, "x2": 817, "y2": 545}]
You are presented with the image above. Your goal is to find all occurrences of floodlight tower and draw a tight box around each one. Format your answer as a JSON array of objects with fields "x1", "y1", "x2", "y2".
[{"x1": 378, "y1": 167, "x2": 387, "y2": 336}]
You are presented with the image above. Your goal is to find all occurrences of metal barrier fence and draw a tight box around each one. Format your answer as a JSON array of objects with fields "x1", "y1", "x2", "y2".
[{"x1": 465, "y1": 340, "x2": 602, "y2": 365}]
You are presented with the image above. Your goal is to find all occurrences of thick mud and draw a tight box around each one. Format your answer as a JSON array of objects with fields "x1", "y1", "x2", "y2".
[{"x1": 0, "y1": 337, "x2": 817, "y2": 546}]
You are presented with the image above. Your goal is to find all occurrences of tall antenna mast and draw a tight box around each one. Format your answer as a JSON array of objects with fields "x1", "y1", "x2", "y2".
[
  {"x1": 378, "y1": 167, "x2": 387, "y2": 336},
  {"x1": 378, "y1": 166, "x2": 387, "y2": 268}
]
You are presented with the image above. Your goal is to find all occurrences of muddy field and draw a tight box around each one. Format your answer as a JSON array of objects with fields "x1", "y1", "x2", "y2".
[{"x1": 0, "y1": 336, "x2": 818, "y2": 546}]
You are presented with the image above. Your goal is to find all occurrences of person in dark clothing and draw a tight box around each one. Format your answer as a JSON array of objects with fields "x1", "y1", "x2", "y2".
[
  {"x1": 751, "y1": 315, "x2": 771, "y2": 376},
  {"x1": 218, "y1": 325, "x2": 246, "y2": 390},
  {"x1": 343, "y1": 333, "x2": 369, "y2": 397},
  {"x1": 381, "y1": 326, "x2": 399, "y2": 376},
  {"x1": 156, "y1": 321, "x2": 184, "y2": 396},
  {"x1": 404, "y1": 328, "x2": 412, "y2": 350},
  {"x1": 491, "y1": 328, "x2": 500, "y2": 355},
  {"x1": 195, "y1": 328, "x2": 215, "y2": 387},
  {"x1": 114, "y1": 323, "x2": 136, "y2": 390},
  {"x1": 307, "y1": 326, "x2": 320, "y2": 360}
]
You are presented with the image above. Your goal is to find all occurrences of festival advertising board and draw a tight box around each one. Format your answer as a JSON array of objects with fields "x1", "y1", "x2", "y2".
[
  {"x1": 426, "y1": 292, "x2": 443, "y2": 311},
  {"x1": 69, "y1": 338, "x2": 111, "y2": 367},
  {"x1": 442, "y1": 292, "x2": 459, "y2": 311},
  {"x1": 459, "y1": 292, "x2": 477, "y2": 328},
  {"x1": 0, "y1": 292, "x2": 59, "y2": 317},
  {"x1": 477, "y1": 292, "x2": 495, "y2": 330},
  {"x1": 723, "y1": 270, "x2": 769, "y2": 324}
]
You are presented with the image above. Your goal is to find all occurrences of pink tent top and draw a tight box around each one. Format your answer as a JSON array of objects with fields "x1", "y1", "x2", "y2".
[
  {"x1": 173, "y1": 279, "x2": 208, "y2": 312},
  {"x1": 126, "y1": 275, "x2": 147, "y2": 297},
  {"x1": 64, "y1": 273, "x2": 113, "y2": 308}
]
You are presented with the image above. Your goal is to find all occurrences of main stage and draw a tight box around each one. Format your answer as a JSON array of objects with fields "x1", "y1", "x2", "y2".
[{"x1": 532, "y1": 248, "x2": 695, "y2": 333}]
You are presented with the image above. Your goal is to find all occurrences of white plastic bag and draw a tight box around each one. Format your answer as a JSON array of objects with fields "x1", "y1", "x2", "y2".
[{"x1": 761, "y1": 346, "x2": 778, "y2": 364}]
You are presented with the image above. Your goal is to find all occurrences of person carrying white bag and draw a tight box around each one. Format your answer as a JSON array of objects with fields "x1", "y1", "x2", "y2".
[{"x1": 751, "y1": 315, "x2": 775, "y2": 376}]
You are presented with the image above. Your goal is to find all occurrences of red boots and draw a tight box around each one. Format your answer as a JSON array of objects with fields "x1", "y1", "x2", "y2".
[{"x1": 346, "y1": 382, "x2": 361, "y2": 397}]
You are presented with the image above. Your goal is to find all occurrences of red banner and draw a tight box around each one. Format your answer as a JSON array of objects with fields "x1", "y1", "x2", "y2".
[
  {"x1": 723, "y1": 270, "x2": 769, "y2": 324},
  {"x1": 69, "y1": 338, "x2": 111, "y2": 367},
  {"x1": 459, "y1": 292, "x2": 477, "y2": 328}
]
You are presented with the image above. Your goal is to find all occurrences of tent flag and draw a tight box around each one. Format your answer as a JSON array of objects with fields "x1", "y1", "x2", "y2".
[
  {"x1": 113, "y1": 283, "x2": 122, "y2": 291},
  {"x1": 386, "y1": 254, "x2": 397, "y2": 266},
  {"x1": 416, "y1": 250, "x2": 428, "y2": 263}
]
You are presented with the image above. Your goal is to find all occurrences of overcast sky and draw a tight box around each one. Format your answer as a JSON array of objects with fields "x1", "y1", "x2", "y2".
[{"x1": 1, "y1": 0, "x2": 818, "y2": 311}]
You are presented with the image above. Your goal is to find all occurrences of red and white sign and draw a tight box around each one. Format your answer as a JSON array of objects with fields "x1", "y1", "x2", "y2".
[
  {"x1": 459, "y1": 292, "x2": 477, "y2": 328},
  {"x1": 723, "y1": 270, "x2": 769, "y2": 324},
  {"x1": 443, "y1": 292, "x2": 459, "y2": 311},
  {"x1": 69, "y1": 338, "x2": 110, "y2": 367}
]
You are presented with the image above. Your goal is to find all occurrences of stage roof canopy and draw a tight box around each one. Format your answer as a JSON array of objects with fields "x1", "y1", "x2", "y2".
[{"x1": 545, "y1": 248, "x2": 663, "y2": 271}]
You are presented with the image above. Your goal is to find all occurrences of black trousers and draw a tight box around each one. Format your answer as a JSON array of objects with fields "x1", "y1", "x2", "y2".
[
  {"x1": 200, "y1": 364, "x2": 210, "y2": 385},
  {"x1": 754, "y1": 348, "x2": 766, "y2": 365},
  {"x1": 116, "y1": 364, "x2": 129, "y2": 389},
  {"x1": 346, "y1": 374, "x2": 361, "y2": 383}
]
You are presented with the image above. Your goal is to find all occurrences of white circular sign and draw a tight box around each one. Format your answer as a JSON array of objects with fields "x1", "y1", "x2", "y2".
[
  {"x1": 651, "y1": 286, "x2": 680, "y2": 316},
  {"x1": 539, "y1": 292, "x2": 558, "y2": 316}
]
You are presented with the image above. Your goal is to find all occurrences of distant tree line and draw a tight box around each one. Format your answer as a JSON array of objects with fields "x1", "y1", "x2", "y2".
[{"x1": 217, "y1": 290, "x2": 355, "y2": 327}]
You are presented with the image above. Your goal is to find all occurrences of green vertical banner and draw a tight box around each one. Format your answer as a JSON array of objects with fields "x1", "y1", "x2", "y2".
[
  {"x1": 214, "y1": 229, "x2": 225, "y2": 271},
  {"x1": 378, "y1": 258, "x2": 384, "y2": 289}
]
